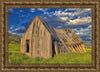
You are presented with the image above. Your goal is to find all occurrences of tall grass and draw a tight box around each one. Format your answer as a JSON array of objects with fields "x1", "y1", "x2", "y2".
[
  {"x1": 8, "y1": 44, "x2": 92, "y2": 64},
  {"x1": 8, "y1": 43, "x2": 20, "y2": 51}
]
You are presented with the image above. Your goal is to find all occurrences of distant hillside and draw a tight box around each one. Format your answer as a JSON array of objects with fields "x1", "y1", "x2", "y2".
[
  {"x1": 8, "y1": 34, "x2": 22, "y2": 44},
  {"x1": 82, "y1": 38, "x2": 92, "y2": 42},
  {"x1": 83, "y1": 40, "x2": 92, "y2": 47}
]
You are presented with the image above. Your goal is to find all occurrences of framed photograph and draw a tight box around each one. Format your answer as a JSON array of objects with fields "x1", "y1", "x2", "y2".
[{"x1": 0, "y1": 0, "x2": 100, "y2": 72}]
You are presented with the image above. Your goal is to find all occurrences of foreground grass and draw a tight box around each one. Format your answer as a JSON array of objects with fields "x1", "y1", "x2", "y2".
[
  {"x1": 8, "y1": 44, "x2": 92, "y2": 64},
  {"x1": 8, "y1": 43, "x2": 20, "y2": 51}
]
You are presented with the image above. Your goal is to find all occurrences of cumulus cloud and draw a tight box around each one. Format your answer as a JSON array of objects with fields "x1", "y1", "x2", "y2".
[
  {"x1": 8, "y1": 31, "x2": 17, "y2": 35},
  {"x1": 65, "y1": 8, "x2": 79, "y2": 11},
  {"x1": 71, "y1": 8, "x2": 91, "y2": 16},
  {"x1": 30, "y1": 8, "x2": 48, "y2": 13},
  {"x1": 72, "y1": 25, "x2": 92, "y2": 40},
  {"x1": 60, "y1": 17, "x2": 68, "y2": 21},
  {"x1": 43, "y1": 11, "x2": 92, "y2": 28},
  {"x1": 44, "y1": 11, "x2": 54, "y2": 15},
  {"x1": 42, "y1": 8, "x2": 91, "y2": 28},
  {"x1": 54, "y1": 10, "x2": 72, "y2": 16},
  {"x1": 42, "y1": 15, "x2": 66, "y2": 28},
  {"x1": 8, "y1": 27, "x2": 26, "y2": 35},
  {"x1": 13, "y1": 28, "x2": 26, "y2": 33},
  {"x1": 68, "y1": 16, "x2": 92, "y2": 25},
  {"x1": 53, "y1": 8, "x2": 91, "y2": 19}
]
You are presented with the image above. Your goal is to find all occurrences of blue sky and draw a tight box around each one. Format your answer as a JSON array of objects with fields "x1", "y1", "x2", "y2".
[{"x1": 8, "y1": 8, "x2": 92, "y2": 41}]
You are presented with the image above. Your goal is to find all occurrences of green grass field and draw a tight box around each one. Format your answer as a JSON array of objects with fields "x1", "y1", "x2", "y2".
[{"x1": 8, "y1": 43, "x2": 92, "y2": 64}]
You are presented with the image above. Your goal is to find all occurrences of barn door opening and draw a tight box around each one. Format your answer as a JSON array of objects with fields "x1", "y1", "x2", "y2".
[
  {"x1": 52, "y1": 40, "x2": 55, "y2": 57},
  {"x1": 26, "y1": 40, "x2": 29, "y2": 53}
]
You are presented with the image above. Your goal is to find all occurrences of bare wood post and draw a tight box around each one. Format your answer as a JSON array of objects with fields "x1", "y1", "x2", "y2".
[
  {"x1": 64, "y1": 32, "x2": 76, "y2": 52},
  {"x1": 56, "y1": 33, "x2": 71, "y2": 53},
  {"x1": 55, "y1": 41, "x2": 59, "y2": 54},
  {"x1": 81, "y1": 44, "x2": 86, "y2": 52},
  {"x1": 71, "y1": 30, "x2": 85, "y2": 53}
]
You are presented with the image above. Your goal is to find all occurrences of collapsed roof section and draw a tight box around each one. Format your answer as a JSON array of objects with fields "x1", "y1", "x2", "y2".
[{"x1": 54, "y1": 28, "x2": 86, "y2": 53}]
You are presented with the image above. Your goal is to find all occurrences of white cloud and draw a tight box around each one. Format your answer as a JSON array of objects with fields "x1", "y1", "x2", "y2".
[
  {"x1": 31, "y1": 8, "x2": 48, "y2": 13},
  {"x1": 8, "y1": 31, "x2": 17, "y2": 35},
  {"x1": 60, "y1": 17, "x2": 68, "y2": 21},
  {"x1": 73, "y1": 25, "x2": 92, "y2": 37},
  {"x1": 87, "y1": 25, "x2": 92, "y2": 29},
  {"x1": 43, "y1": 8, "x2": 92, "y2": 31},
  {"x1": 53, "y1": 8, "x2": 91, "y2": 19},
  {"x1": 9, "y1": 27, "x2": 26, "y2": 34},
  {"x1": 57, "y1": 26, "x2": 62, "y2": 28},
  {"x1": 65, "y1": 9, "x2": 68, "y2": 11},
  {"x1": 68, "y1": 16, "x2": 91, "y2": 25},
  {"x1": 52, "y1": 8, "x2": 91, "y2": 26},
  {"x1": 44, "y1": 11, "x2": 54, "y2": 15},
  {"x1": 14, "y1": 28, "x2": 20, "y2": 31},
  {"x1": 37, "y1": 8, "x2": 48, "y2": 12},
  {"x1": 71, "y1": 8, "x2": 91, "y2": 16},
  {"x1": 65, "y1": 8, "x2": 79, "y2": 11},
  {"x1": 30, "y1": 8, "x2": 35, "y2": 12},
  {"x1": 54, "y1": 10, "x2": 72, "y2": 16},
  {"x1": 65, "y1": 8, "x2": 82, "y2": 12},
  {"x1": 37, "y1": 8, "x2": 50, "y2": 15},
  {"x1": 44, "y1": 12, "x2": 49, "y2": 14},
  {"x1": 10, "y1": 25, "x2": 14, "y2": 29}
]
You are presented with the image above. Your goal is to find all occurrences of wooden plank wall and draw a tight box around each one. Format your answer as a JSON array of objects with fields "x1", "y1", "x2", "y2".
[{"x1": 21, "y1": 16, "x2": 52, "y2": 58}]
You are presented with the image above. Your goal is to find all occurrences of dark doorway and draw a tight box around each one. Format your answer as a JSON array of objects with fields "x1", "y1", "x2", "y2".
[
  {"x1": 52, "y1": 40, "x2": 55, "y2": 57},
  {"x1": 26, "y1": 40, "x2": 29, "y2": 53}
]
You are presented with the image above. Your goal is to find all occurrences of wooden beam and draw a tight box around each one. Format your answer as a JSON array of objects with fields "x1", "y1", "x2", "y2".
[
  {"x1": 63, "y1": 33, "x2": 76, "y2": 52},
  {"x1": 55, "y1": 32, "x2": 71, "y2": 53},
  {"x1": 55, "y1": 41, "x2": 59, "y2": 54}
]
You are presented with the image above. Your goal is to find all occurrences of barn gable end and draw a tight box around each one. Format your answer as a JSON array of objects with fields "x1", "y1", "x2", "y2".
[{"x1": 21, "y1": 15, "x2": 53, "y2": 58}]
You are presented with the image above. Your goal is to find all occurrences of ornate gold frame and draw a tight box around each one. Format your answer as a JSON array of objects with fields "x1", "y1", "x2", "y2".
[{"x1": 0, "y1": 0, "x2": 100, "y2": 72}]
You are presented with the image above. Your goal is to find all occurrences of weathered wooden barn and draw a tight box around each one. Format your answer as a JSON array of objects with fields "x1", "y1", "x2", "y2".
[{"x1": 20, "y1": 15, "x2": 86, "y2": 58}]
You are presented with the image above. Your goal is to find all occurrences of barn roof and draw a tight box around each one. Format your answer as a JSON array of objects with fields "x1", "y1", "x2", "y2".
[{"x1": 36, "y1": 15, "x2": 60, "y2": 41}]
